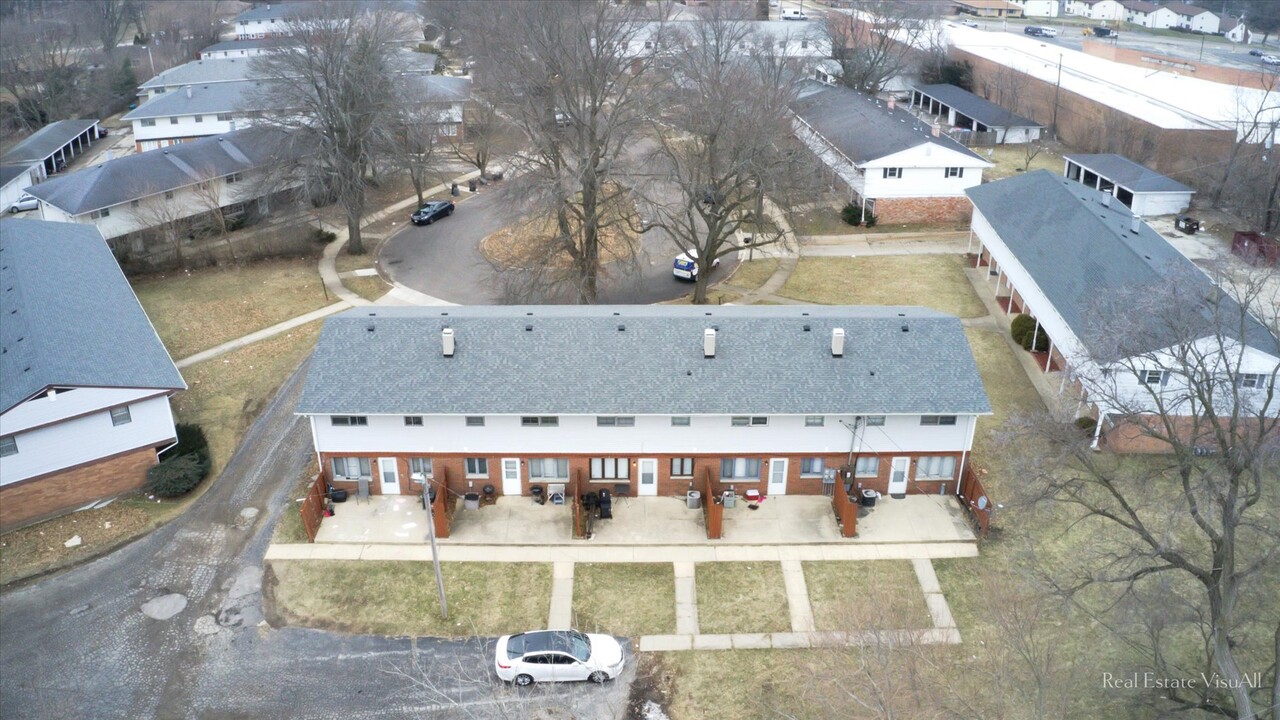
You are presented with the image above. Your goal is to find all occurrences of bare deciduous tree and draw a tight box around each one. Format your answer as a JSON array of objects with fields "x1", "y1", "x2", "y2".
[
  {"x1": 0, "y1": 17, "x2": 83, "y2": 131},
  {"x1": 816, "y1": 1, "x2": 935, "y2": 95},
  {"x1": 450, "y1": 98, "x2": 515, "y2": 180},
  {"x1": 89, "y1": 0, "x2": 134, "y2": 53},
  {"x1": 1006, "y1": 266, "x2": 1280, "y2": 719},
  {"x1": 389, "y1": 82, "x2": 450, "y2": 207}
]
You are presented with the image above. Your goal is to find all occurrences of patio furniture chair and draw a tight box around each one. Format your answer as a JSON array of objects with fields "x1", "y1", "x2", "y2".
[
  {"x1": 612, "y1": 483, "x2": 630, "y2": 506},
  {"x1": 357, "y1": 477, "x2": 370, "y2": 504}
]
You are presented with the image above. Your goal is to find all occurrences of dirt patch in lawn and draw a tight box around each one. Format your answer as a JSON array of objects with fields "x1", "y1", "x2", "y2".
[
  {"x1": 265, "y1": 560, "x2": 552, "y2": 637},
  {"x1": 0, "y1": 499, "x2": 173, "y2": 586},
  {"x1": 573, "y1": 563, "x2": 676, "y2": 638},
  {"x1": 804, "y1": 561, "x2": 932, "y2": 631},
  {"x1": 695, "y1": 562, "x2": 790, "y2": 635},
  {"x1": 131, "y1": 258, "x2": 330, "y2": 359},
  {"x1": 778, "y1": 255, "x2": 987, "y2": 318}
]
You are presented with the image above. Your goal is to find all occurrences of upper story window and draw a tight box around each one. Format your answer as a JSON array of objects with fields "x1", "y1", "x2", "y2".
[
  {"x1": 110, "y1": 406, "x2": 132, "y2": 426},
  {"x1": 90, "y1": 208, "x2": 111, "y2": 219},
  {"x1": 465, "y1": 416, "x2": 485, "y2": 426},
  {"x1": 226, "y1": 172, "x2": 241, "y2": 183},
  {"x1": 0, "y1": 436, "x2": 17, "y2": 457},
  {"x1": 331, "y1": 416, "x2": 368, "y2": 426},
  {"x1": 920, "y1": 415, "x2": 957, "y2": 426},
  {"x1": 865, "y1": 415, "x2": 886, "y2": 426},
  {"x1": 882, "y1": 167, "x2": 902, "y2": 179},
  {"x1": 217, "y1": 113, "x2": 233, "y2": 122},
  {"x1": 804, "y1": 416, "x2": 824, "y2": 427},
  {"x1": 404, "y1": 416, "x2": 423, "y2": 426},
  {"x1": 731, "y1": 416, "x2": 768, "y2": 427},
  {"x1": 194, "y1": 115, "x2": 204, "y2": 123},
  {"x1": 1238, "y1": 373, "x2": 1266, "y2": 389},
  {"x1": 1139, "y1": 369, "x2": 1167, "y2": 385},
  {"x1": 140, "y1": 119, "x2": 156, "y2": 127},
  {"x1": 521, "y1": 416, "x2": 558, "y2": 427},
  {"x1": 945, "y1": 167, "x2": 964, "y2": 178},
  {"x1": 169, "y1": 117, "x2": 179, "y2": 125},
  {"x1": 596, "y1": 416, "x2": 635, "y2": 427},
  {"x1": 671, "y1": 416, "x2": 691, "y2": 426}
]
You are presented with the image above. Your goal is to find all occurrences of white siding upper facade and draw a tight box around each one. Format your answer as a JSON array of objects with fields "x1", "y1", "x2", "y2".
[
  {"x1": 1065, "y1": 0, "x2": 1125, "y2": 20},
  {"x1": 1176, "y1": 9, "x2": 1219, "y2": 34},
  {"x1": 860, "y1": 144, "x2": 988, "y2": 199},
  {"x1": 0, "y1": 391, "x2": 177, "y2": 486},
  {"x1": 133, "y1": 112, "x2": 253, "y2": 151},
  {"x1": 1126, "y1": 7, "x2": 1179, "y2": 29},
  {"x1": 1011, "y1": 0, "x2": 1060, "y2": 17}
]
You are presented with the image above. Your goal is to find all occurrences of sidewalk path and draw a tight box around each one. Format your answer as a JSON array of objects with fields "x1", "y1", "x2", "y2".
[{"x1": 175, "y1": 301, "x2": 350, "y2": 368}]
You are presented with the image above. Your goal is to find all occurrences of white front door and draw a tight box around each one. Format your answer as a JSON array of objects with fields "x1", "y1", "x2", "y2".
[
  {"x1": 378, "y1": 457, "x2": 401, "y2": 495},
  {"x1": 768, "y1": 458, "x2": 788, "y2": 496},
  {"x1": 638, "y1": 459, "x2": 658, "y2": 496},
  {"x1": 888, "y1": 457, "x2": 909, "y2": 496},
  {"x1": 501, "y1": 458, "x2": 522, "y2": 496}
]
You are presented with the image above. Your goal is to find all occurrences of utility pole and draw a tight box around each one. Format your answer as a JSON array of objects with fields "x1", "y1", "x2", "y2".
[
  {"x1": 424, "y1": 483, "x2": 448, "y2": 619},
  {"x1": 1051, "y1": 53, "x2": 1063, "y2": 141}
]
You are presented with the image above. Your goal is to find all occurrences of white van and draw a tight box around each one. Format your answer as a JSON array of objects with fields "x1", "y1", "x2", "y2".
[{"x1": 780, "y1": 8, "x2": 807, "y2": 20}]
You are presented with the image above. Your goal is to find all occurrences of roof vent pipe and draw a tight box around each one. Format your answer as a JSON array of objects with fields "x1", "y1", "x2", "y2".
[
  {"x1": 704, "y1": 328, "x2": 716, "y2": 358},
  {"x1": 186, "y1": 86, "x2": 193, "y2": 99},
  {"x1": 1101, "y1": 194, "x2": 1112, "y2": 208},
  {"x1": 832, "y1": 328, "x2": 845, "y2": 357},
  {"x1": 931, "y1": 123, "x2": 941, "y2": 137},
  {"x1": 442, "y1": 327, "x2": 454, "y2": 357},
  {"x1": 1130, "y1": 215, "x2": 1141, "y2": 234}
]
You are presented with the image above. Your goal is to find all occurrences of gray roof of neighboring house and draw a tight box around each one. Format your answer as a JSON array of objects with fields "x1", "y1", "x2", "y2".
[
  {"x1": 1, "y1": 119, "x2": 100, "y2": 164},
  {"x1": 1, "y1": 163, "x2": 36, "y2": 188},
  {"x1": 201, "y1": 38, "x2": 282, "y2": 54},
  {"x1": 913, "y1": 84, "x2": 1042, "y2": 129},
  {"x1": 1064, "y1": 153, "x2": 1194, "y2": 194},
  {"x1": 966, "y1": 171, "x2": 1275, "y2": 358},
  {"x1": 296, "y1": 305, "x2": 992, "y2": 416},
  {"x1": 1120, "y1": 0, "x2": 1161, "y2": 13},
  {"x1": 402, "y1": 74, "x2": 471, "y2": 102},
  {"x1": 0, "y1": 220, "x2": 185, "y2": 414},
  {"x1": 1163, "y1": 2, "x2": 1211, "y2": 18},
  {"x1": 140, "y1": 58, "x2": 262, "y2": 90},
  {"x1": 122, "y1": 80, "x2": 271, "y2": 120},
  {"x1": 233, "y1": 1, "x2": 322, "y2": 23},
  {"x1": 25, "y1": 127, "x2": 296, "y2": 216},
  {"x1": 791, "y1": 81, "x2": 986, "y2": 164}
]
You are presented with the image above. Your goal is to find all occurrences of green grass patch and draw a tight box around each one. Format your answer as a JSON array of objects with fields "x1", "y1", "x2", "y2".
[
  {"x1": 695, "y1": 562, "x2": 790, "y2": 635},
  {"x1": 778, "y1": 255, "x2": 986, "y2": 318},
  {"x1": 266, "y1": 560, "x2": 552, "y2": 637},
  {"x1": 572, "y1": 563, "x2": 676, "y2": 638},
  {"x1": 804, "y1": 561, "x2": 933, "y2": 631}
]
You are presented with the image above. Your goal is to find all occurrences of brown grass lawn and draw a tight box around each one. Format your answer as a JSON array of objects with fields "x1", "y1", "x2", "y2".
[
  {"x1": 962, "y1": 327, "x2": 1046, "y2": 498},
  {"x1": 778, "y1": 255, "x2": 987, "y2": 318},
  {"x1": 695, "y1": 562, "x2": 790, "y2": 635},
  {"x1": 271, "y1": 460, "x2": 320, "y2": 545},
  {"x1": 266, "y1": 560, "x2": 551, "y2": 637},
  {"x1": 0, "y1": 499, "x2": 173, "y2": 586},
  {"x1": 664, "y1": 289, "x2": 742, "y2": 305},
  {"x1": 804, "y1": 561, "x2": 932, "y2": 631},
  {"x1": 344, "y1": 275, "x2": 391, "y2": 302},
  {"x1": 132, "y1": 258, "x2": 330, "y2": 359},
  {"x1": 572, "y1": 563, "x2": 676, "y2": 638},
  {"x1": 788, "y1": 206, "x2": 854, "y2": 237},
  {"x1": 983, "y1": 143, "x2": 1065, "y2": 182},
  {"x1": 725, "y1": 259, "x2": 779, "y2": 290},
  {"x1": 334, "y1": 252, "x2": 375, "y2": 275}
]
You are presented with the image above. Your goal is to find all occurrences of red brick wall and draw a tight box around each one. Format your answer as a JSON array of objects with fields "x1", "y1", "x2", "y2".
[
  {"x1": 874, "y1": 196, "x2": 973, "y2": 225},
  {"x1": 1081, "y1": 39, "x2": 1270, "y2": 91},
  {"x1": 320, "y1": 451, "x2": 967, "y2": 498},
  {"x1": 0, "y1": 446, "x2": 160, "y2": 532}
]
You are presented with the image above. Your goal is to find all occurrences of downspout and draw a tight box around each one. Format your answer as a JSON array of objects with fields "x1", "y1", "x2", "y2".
[{"x1": 308, "y1": 415, "x2": 323, "y2": 477}]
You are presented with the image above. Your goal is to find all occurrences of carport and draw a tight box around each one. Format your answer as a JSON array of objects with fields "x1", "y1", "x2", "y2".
[
  {"x1": 911, "y1": 84, "x2": 1042, "y2": 144},
  {"x1": 0, "y1": 119, "x2": 103, "y2": 180}
]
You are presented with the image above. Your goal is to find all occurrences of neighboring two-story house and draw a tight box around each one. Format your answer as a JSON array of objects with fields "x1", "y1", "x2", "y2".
[
  {"x1": 297, "y1": 306, "x2": 991, "y2": 502},
  {"x1": 1121, "y1": 1, "x2": 1179, "y2": 29},
  {"x1": 122, "y1": 81, "x2": 266, "y2": 152},
  {"x1": 1065, "y1": 0, "x2": 1126, "y2": 21},
  {"x1": 790, "y1": 81, "x2": 991, "y2": 224},
  {"x1": 0, "y1": 220, "x2": 186, "y2": 531},
  {"x1": 137, "y1": 58, "x2": 261, "y2": 101},
  {"x1": 232, "y1": 1, "x2": 321, "y2": 39},
  {"x1": 1164, "y1": 3, "x2": 1218, "y2": 33}
]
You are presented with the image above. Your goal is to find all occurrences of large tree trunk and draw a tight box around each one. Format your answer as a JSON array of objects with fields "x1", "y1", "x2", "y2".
[{"x1": 346, "y1": 204, "x2": 365, "y2": 255}]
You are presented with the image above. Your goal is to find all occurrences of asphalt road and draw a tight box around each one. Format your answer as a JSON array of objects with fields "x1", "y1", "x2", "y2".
[
  {"x1": 379, "y1": 184, "x2": 737, "y2": 306},
  {"x1": 0, "y1": 361, "x2": 634, "y2": 719}
]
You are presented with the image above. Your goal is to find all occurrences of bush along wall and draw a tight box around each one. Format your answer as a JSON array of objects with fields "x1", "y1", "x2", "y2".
[{"x1": 146, "y1": 423, "x2": 212, "y2": 498}]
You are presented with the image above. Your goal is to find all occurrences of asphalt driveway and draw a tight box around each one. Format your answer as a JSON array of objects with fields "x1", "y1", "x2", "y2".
[{"x1": 379, "y1": 188, "x2": 737, "y2": 305}]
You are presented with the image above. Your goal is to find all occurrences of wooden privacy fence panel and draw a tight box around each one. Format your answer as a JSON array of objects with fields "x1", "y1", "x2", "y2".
[
  {"x1": 571, "y1": 471, "x2": 587, "y2": 539},
  {"x1": 300, "y1": 473, "x2": 326, "y2": 543},
  {"x1": 957, "y1": 465, "x2": 993, "y2": 538},
  {"x1": 701, "y1": 469, "x2": 722, "y2": 540},
  {"x1": 833, "y1": 482, "x2": 858, "y2": 538},
  {"x1": 429, "y1": 474, "x2": 451, "y2": 539}
]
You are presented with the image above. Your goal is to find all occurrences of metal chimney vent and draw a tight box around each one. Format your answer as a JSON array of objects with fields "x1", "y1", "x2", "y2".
[
  {"x1": 703, "y1": 328, "x2": 716, "y2": 358},
  {"x1": 831, "y1": 328, "x2": 845, "y2": 357},
  {"x1": 442, "y1": 327, "x2": 455, "y2": 357}
]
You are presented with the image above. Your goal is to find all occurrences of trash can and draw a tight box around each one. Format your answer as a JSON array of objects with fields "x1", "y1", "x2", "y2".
[
  {"x1": 861, "y1": 489, "x2": 879, "y2": 507},
  {"x1": 722, "y1": 490, "x2": 736, "y2": 509},
  {"x1": 327, "y1": 488, "x2": 348, "y2": 503},
  {"x1": 468, "y1": 179, "x2": 477, "y2": 192},
  {"x1": 686, "y1": 490, "x2": 702, "y2": 509},
  {"x1": 597, "y1": 489, "x2": 612, "y2": 519},
  {"x1": 464, "y1": 492, "x2": 480, "y2": 510},
  {"x1": 450, "y1": 182, "x2": 459, "y2": 197},
  {"x1": 531, "y1": 485, "x2": 545, "y2": 505}
]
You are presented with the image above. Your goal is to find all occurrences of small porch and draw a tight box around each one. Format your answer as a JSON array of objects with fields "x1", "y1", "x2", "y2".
[{"x1": 311, "y1": 494, "x2": 976, "y2": 546}]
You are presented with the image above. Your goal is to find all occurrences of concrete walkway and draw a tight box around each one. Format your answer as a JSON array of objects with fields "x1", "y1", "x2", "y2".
[
  {"x1": 547, "y1": 561, "x2": 574, "y2": 631},
  {"x1": 175, "y1": 301, "x2": 351, "y2": 368},
  {"x1": 264, "y1": 541, "x2": 977, "y2": 562}
]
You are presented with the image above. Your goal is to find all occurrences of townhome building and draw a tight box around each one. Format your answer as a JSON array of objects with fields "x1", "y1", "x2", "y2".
[
  {"x1": 1164, "y1": 3, "x2": 1218, "y2": 33},
  {"x1": 138, "y1": 58, "x2": 262, "y2": 101},
  {"x1": 1064, "y1": 0, "x2": 1126, "y2": 21},
  {"x1": 297, "y1": 306, "x2": 992, "y2": 502},
  {"x1": 200, "y1": 38, "x2": 284, "y2": 59},
  {"x1": 1121, "y1": 1, "x2": 1180, "y2": 29},
  {"x1": 1008, "y1": 0, "x2": 1060, "y2": 17}
]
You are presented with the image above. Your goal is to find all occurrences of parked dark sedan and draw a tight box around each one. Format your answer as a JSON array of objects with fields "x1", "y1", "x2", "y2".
[{"x1": 411, "y1": 200, "x2": 455, "y2": 225}]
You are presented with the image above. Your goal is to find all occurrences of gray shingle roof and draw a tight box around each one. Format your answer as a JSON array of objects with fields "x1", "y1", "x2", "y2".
[
  {"x1": 201, "y1": 38, "x2": 284, "y2": 54},
  {"x1": 1, "y1": 163, "x2": 35, "y2": 188},
  {"x1": 297, "y1": 306, "x2": 991, "y2": 416},
  {"x1": 25, "y1": 127, "x2": 296, "y2": 215},
  {"x1": 233, "y1": 1, "x2": 323, "y2": 23},
  {"x1": 140, "y1": 58, "x2": 262, "y2": 90},
  {"x1": 1064, "y1": 153, "x2": 1194, "y2": 194},
  {"x1": 402, "y1": 74, "x2": 472, "y2": 102},
  {"x1": 0, "y1": 220, "x2": 185, "y2": 413},
  {"x1": 1, "y1": 120, "x2": 100, "y2": 164},
  {"x1": 122, "y1": 80, "x2": 271, "y2": 121},
  {"x1": 791, "y1": 81, "x2": 986, "y2": 164},
  {"x1": 912, "y1": 84, "x2": 1041, "y2": 130},
  {"x1": 966, "y1": 171, "x2": 1275, "y2": 358}
]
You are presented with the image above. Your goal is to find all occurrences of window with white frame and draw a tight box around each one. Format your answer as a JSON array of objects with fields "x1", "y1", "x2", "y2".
[
  {"x1": 916, "y1": 456, "x2": 956, "y2": 479},
  {"x1": 596, "y1": 416, "x2": 635, "y2": 427},
  {"x1": 855, "y1": 456, "x2": 880, "y2": 477},
  {"x1": 720, "y1": 458, "x2": 761, "y2": 479},
  {"x1": 882, "y1": 167, "x2": 902, "y2": 179},
  {"x1": 1238, "y1": 373, "x2": 1265, "y2": 389},
  {"x1": 217, "y1": 113, "x2": 234, "y2": 122},
  {"x1": 164, "y1": 191, "x2": 174, "y2": 200},
  {"x1": 521, "y1": 416, "x2": 558, "y2": 427},
  {"x1": 226, "y1": 172, "x2": 241, "y2": 183},
  {"x1": 90, "y1": 208, "x2": 111, "y2": 219},
  {"x1": 731, "y1": 416, "x2": 768, "y2": 427},
  {"x1": 671, "y1": 457, "x2": 694, "y2": 477},
  {"x1": 0, "y1": 436, "x2": 16, "y2": 457},
  {"x1": 865, "y1": 415, "x2": 886, "y2": 426},
  {"x1": 194, "y1": 115, "x2": 203, "y2": 123},
  {"x1": 331, "y1": 456, "x2": 371, "y2": 478},
  {"x1": 945, "y1": 167, "x2": 964, "y2": 178},
  {"x1": 465, "y1": 416, "x2": 485, "y2": 426},
  {"x1": 920, "y1": 415, "x2": 957, "y2": 426},
  {"x1": 804, "y1": 416, "x2": 824, "y2": 427},
  {"x1": 331, "y1": 416, "x2": 368, "y2": 426},
  {"x1": 140, "y1": 119, "x2": 156, "y2": 127},
  {"x1": 800, "y1": 458, "x2": 825, "y2": 476},
  {"x1": 404, "y1": 416, "x2": 423, "y2": 426},
  {"x1": 410, "y1": 458, "x2": 433, "y2": 478},
  {"x1": 169, "y1": 117, "x2": 179, "y2": 125},
  {"x1": 109, "y1": 406, "x2": 132, "y2": 426},
  {"x1": 1139, "y1": 369, "x2": 1167, "y2": 385},
  {"x1": 590, "y1": 458, "x2": 630, "y2": 480},
  {"x1": 671, "y1": 416, "x2": 690, "y2": 426},
  {"x1": 465, "y1": 457, "x2": 488, "y2": 476},
  {"x1": 529, "y1": 458, "x2": 569, "y2": 479}
]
